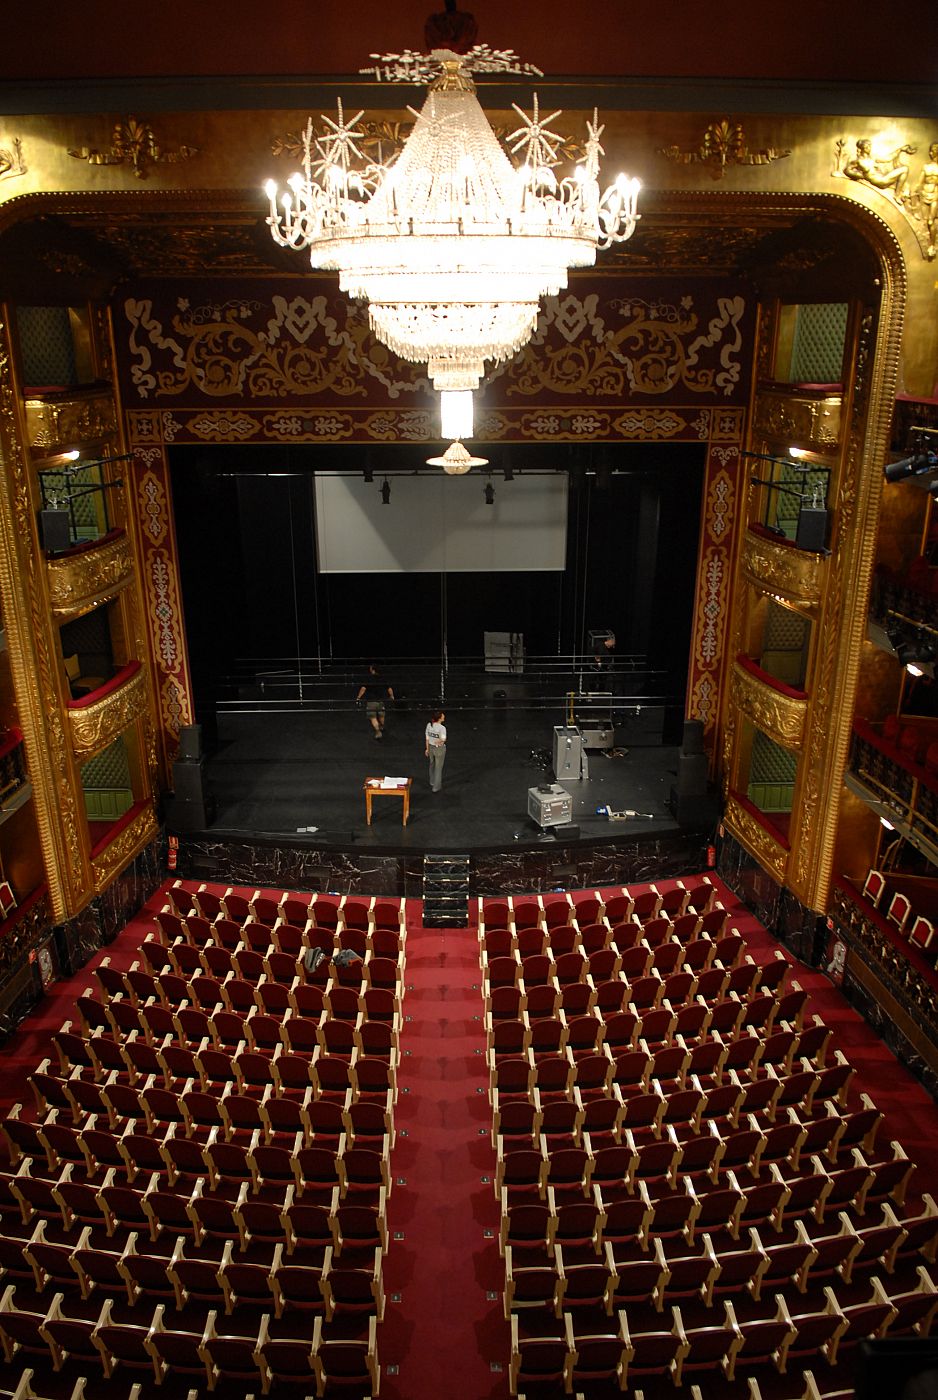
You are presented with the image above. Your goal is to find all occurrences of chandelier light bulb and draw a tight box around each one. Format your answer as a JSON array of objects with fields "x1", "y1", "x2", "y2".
[
  {"x1": 440, "y1": 390, "x2": 474, "y2": 442},
  {"x1": 264, "y1": 49, "x2": 641, "y2": 395}
]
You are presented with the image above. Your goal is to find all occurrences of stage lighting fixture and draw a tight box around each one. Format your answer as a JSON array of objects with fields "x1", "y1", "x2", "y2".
[
  {"x1": 363, "y1": 464, "x2": 374, "y2": 483},
  {"x1": 884, "y1": 450, "x2": 938, "y2": 482},
  {"x1": 380, "y1": 478, "x2": 391, "y2": 505},
  {"x1": 503, "y1": 464, "x2": 514, "y2": 482},
  {"x1": 895, "y1": 639, "x2": 935, "y2": 672},
  {"x1": 484, "y1": 480, "x2": 495, "y2": 505}
]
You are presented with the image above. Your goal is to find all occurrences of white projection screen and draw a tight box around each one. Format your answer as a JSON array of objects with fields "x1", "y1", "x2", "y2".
[{"x1": 314, "y1": 473, "x2": 568, "y2": 573}]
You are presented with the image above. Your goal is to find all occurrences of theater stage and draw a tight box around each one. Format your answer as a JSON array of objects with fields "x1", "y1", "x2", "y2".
[{"x1": 195, "y1": 707, "x2": 696, "y2": 854}]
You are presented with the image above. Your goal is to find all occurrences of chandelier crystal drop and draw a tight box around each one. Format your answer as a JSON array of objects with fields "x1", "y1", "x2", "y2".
[{"x1": 265, "y1": 48, "x2": 641, "y2": 404}]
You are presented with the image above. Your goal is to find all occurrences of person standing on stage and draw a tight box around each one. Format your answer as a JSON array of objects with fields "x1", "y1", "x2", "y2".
[
  {"x1": 425, "y1": 709, "x2": 447, "y2": 791},
  {"x1": 356, "y1": 664, "x2": 394, "y2": 740}
]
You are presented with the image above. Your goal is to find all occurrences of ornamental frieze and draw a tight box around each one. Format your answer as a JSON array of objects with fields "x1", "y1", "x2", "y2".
[
  {"x1": 91, "y1": 804, "x2": 158, "y2": 894},
  {"x1": 24, "y1": 393, "x2": 118, "y2": 454},
  {"x1": 731, "y1": 661, "x2": 807, "y2": 751},
  {"x1": 46, "y1": 531, "x2": 134, "y2": 619},
  {"x1": 724, "y1": 793, "x2": 789, "y2": 883},
  {"x1": 67, "y1": 665, "x2": 147, "y2": 761},
  {"x1": 751, "y1": 390, "x2": 842, "y2": 452},
  {"x1": 119, "y1": 282, "x2": 752, "y2": 411},
  {"x1": 741, "y1": 529, "x2": 822, "y2": 609}
]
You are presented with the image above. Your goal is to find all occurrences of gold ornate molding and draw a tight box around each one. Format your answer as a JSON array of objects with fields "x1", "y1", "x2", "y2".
[
  {"x1": 740, "y1": 528, "x2": 823, "y2": 609},
  {"x1": 658, "y1": 119, "x2": 791, "y2": 181},
  {"x1": 68, "y1": 117, "x2": 198, "y2": 181},
  {"x1": 731, "y1": 661, "x2": 807, "y2": 751},
  {"x1": 67, "y1": 665, "x2": 147, "y2": 761},
  {"x1": 46, "y1": 531, "x2": 134, "y2": 619},
  {"x1": 25, "y1": 392, "x2": 117, "y2": 453},
  {"x1": 725, "y1": 793, "x2": 790, "y2": 883},
  {"x1": 91, "y1": 803, "x2": 158, "y2": 894},
  {"x1": 752, "y1": 389, "x2": 842, "y2": 452}
]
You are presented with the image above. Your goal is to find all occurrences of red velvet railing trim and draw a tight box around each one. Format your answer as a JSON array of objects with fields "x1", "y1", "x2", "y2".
[
  {"x1": 736, "y1": 653, "x2": 808, "y2": 702},
  {"x1": 89, "y1": 798, "x2": 149, "y2": 860},
  {"x1": 0, "y1": 882, "x2": 48, "y2": 941},
  {"x1": 45, "y1": 526, "x2": 125, "y2": 561},
  {"x1": 0, "y1": 726, "x2": 24, "y2": 761},
  {"x1": 728, "y1": 789, "x2": 792, "y2": 850},
  {"x1": 65, "y1": 659, "x2": 141, "y2": 711}
]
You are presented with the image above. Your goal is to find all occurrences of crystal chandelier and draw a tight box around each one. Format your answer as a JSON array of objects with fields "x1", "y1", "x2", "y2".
[{"x1": 265, "y1": 46, "x2": 641, "y2": 442}]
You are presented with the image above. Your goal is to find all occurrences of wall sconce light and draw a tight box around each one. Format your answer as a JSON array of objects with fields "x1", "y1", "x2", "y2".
[{"x1": 380, "y1": 478, "x2": 391, "y2": 505}]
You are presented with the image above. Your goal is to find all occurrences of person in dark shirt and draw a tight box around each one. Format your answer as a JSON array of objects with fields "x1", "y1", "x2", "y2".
[{"x1": 356, "y1": 664, "x2": 394, "y2": 740}]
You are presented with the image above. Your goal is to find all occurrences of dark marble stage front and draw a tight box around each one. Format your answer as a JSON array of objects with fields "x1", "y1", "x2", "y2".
[{"x1": 169, "y1": 706, "x2": 719, "y2": 898}]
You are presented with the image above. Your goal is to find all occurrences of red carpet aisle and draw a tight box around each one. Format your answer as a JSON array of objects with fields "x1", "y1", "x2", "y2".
[{"x1": 383, "y1": 913, "x2": 509, "y2": 1400}]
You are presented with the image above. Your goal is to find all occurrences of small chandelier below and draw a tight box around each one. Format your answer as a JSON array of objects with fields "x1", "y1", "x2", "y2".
[{"x1": 426, "y1": 441, "x2": 489, "y2": 475}]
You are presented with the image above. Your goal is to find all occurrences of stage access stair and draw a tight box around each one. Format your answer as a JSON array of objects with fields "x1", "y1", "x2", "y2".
[{"x1": 422, "y1": 853, "x2": 470, "y2": 927}]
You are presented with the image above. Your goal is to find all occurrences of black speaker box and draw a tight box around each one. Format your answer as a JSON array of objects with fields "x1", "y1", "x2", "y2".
[
  {"x1": 796, "y1": 507, "x2": 829, "y2": 552},
  {"x1": 682, "y1": 719, "x2": 705, "y2": 754},
  {"x1": 676, "y1": 751, "x2": 709, "y2": 799},
  {"x1": 172, "y1": 758, "x2": 208, "y2": 803},
  {"x1": 39, "y1": 508, "x2": 71, "y2": 553},
  {"x1": 669, "y1": 785, "x2": 721, "y2": 829},
  {"x1": 164, "y1": 792, "x2": 216, "y2": 833},
  {"x1": 553, "y1": 823, "x2": 580, "y2": 840},
  {"x1": 177, "y1": 724, "x2": 203, "y2": 761}
]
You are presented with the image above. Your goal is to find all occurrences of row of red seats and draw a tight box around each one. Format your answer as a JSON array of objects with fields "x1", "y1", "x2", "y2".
[
  {"x1": 166, "y1": 879, "x2": 405, "y2": 934},
  {"x1": 0, "y1": 1288, "x2": 378, "y2": 1396},
  {"x1": 2, "y1": 1221, "x2": 383, "y2": 1320},
  {"x1": 508, "y1": 1272, "x2": 936, "y2": 1397},
  {"x1": 478, "y1": 877, "x2": 720, "y2": 934}
]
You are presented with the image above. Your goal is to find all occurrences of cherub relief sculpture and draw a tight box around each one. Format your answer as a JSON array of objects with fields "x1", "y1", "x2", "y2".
[{"x1": 834, "y1": 134, "x2": 938, "y2": 259}]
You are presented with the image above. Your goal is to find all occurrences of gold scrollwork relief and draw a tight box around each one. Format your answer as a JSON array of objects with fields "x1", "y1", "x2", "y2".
[
  {"x1": 25, "y1": 394, "x2": 117, "y2": 453},
  {"x1": 46, "y1": 532, "x2": 134, "y2": 619},
  {"x1": 731, "y1": 662, "x2": 807, "y2": 751},
  {"x1": 725, "y1": 793, "x2": 790, "y2": 882},
  {"x1": 68, "y1": 117, "x2": 198, "y2": 180},
  {"x1": 740, "y1": 529, "x2": 822, "y2": 609},
  {"x1": 833, "y1": 134, "x2": 938, "y2": 260},
  {"x1": 67, "y1": 667, "x2": 147, "y2": 762},
  {"x1": 91, "y1": 804, "x2": 158, "y2": 894},
  {"x1": 752, "y1": 391, "x2": 842, "y2": 452},
  {"x1": 0, "y1": 136, "x2": 26, "y2": 182},
  {"x1": 658, "y1": 120, "x2": 791, "y2": 181}
]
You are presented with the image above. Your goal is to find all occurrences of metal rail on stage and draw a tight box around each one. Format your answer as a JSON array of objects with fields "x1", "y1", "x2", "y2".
[{"x1": 210, "y1": 653, "x2": 678, "y2": 725}]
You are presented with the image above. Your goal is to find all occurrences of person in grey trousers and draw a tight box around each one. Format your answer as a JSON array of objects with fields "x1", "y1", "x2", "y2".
[{"x1": 425, "y1": 709, "x2": 447, "y2": 792}]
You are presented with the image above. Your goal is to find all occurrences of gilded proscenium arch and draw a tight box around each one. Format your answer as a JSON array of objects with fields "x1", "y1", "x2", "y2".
[
  {"x1": 711, "y1": 193, "x2": 906, "y2": 914},
  {"x1": 0, "y1": 312, "x2": 92, "y2": 918}
]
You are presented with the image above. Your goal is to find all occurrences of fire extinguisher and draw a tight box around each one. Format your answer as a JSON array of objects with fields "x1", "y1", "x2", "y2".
[{"x1": 167, "y1": 835, "x2": 178, "y2": 872}]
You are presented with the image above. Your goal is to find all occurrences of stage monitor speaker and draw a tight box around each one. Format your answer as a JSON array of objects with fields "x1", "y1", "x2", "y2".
[
  {"x1": 669, "y1": 785, "x2": 721, "y2": 829},
  {"x1": 39, "y1": 509, "x2": 71, "y2": 553},
  {"x1": 553, "y1": 823, "x2": 580, "y2": 840},
  {"x1": 172, "y1": 758, "x2": 208, "y2": 804},
  {"x1": 177, "y1": 724, "x2": 202, "y2": 761},
  {"x1": 164, "y1": 792, "x2": 216, "y2": 833},
  {"x1": 676, "y1": 751, "x2": 709, "y2": 799},
  {"x1": 796, "y1": 507, "x2": 829, "y2": 553},
  {"x1": 682, "y1": 719, "x2": 705, "y2": 754}
]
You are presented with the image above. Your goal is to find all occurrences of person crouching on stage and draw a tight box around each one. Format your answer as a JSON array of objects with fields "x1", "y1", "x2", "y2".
[{"x1": 356, "y1": 664, "x2": 394, "y2": 740}]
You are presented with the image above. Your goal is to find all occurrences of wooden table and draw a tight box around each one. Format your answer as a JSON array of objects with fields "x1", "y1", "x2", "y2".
[{"x1": 363, "y1": 777, "x2": 412, "y2": 827}]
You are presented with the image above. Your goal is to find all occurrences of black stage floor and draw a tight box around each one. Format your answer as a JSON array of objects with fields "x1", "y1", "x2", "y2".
[{"x1": 201, "y1": 709, "x2": 685, "y2": 853}]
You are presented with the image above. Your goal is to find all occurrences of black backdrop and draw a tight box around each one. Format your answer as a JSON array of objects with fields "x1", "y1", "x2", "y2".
[{"x1": 170, "y1": 440, "x2": 703, "y2": 713}]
